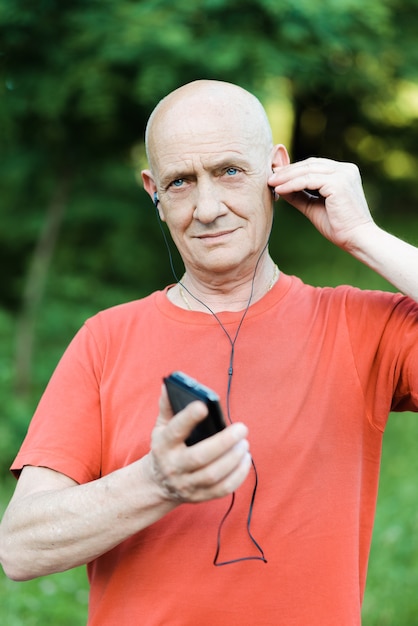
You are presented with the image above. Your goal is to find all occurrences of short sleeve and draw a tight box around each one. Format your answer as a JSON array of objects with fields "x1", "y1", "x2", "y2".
[{"x1": 11, "y1": 323, "x2": 104, "y2": 484}]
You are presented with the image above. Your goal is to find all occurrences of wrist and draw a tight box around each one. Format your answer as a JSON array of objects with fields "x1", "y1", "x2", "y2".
[
  {"x1": 342, "y1": 221, "x2": 382, "y2": 260},
  {"x1": 135, "y1": 453, "x2": 181, "y2": 509}
]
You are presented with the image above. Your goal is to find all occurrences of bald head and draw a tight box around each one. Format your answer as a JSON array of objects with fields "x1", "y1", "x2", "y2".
[{"x1": 145, "y1": 80, "x2": 273, "y2": 173}]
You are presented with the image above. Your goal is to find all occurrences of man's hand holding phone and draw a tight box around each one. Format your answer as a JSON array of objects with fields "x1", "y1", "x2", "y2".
[{"x1": 147, "y1": 373, "x2": 251, "y2": 504}]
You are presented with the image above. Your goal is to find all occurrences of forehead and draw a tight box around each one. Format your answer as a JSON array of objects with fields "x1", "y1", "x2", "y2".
[
  {"x1": 155, "y1": 101, "x2": 255, "y2": 143},
  {"x1": 150, "y1": 103, "x2": 268, "y2": 177}
]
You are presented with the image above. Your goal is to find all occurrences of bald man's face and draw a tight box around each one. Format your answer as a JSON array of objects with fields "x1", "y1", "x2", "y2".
[{"x1": 142, "y1": 88, "x2": 286, "y2": 277}]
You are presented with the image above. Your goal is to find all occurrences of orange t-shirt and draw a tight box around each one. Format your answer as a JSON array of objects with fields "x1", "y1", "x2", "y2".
[{"x1": 12, "y1": 273, "x2": 418, "y2": 625}]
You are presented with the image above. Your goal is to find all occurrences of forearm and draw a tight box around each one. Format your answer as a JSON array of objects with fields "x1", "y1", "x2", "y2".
[
  {"x1": 0, "y1": 458, "x2": 176, "y2": 581},
  {"x1": 347, "y1": 223, "x2": 418, "y2": 302},
  {"x1": 1, "y1": 397, "x2": 251, "y2": 581}
]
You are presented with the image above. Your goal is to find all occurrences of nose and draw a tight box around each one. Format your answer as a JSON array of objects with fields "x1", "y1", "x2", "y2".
[{"x1": 193, "y1": 180, "x2": 227, "y2": 223}]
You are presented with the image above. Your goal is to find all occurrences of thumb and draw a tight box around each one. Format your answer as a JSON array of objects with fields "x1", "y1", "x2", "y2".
[
  {"x1": 156, "y1": 384, "x2": 209, "y2": 445},
  {"x1": 157, "y1": 383, "x2": 175, "y2": 427}
]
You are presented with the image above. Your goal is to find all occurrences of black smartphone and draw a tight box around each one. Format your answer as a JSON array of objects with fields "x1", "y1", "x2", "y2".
[{"x1": 163, "y1": 371, "x2": 226, "y2": 446}]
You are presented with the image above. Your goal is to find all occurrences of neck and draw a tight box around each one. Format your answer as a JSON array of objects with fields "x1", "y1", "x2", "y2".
[{"x1": 169, "y1": 255, "x2": 279, "y2": 313}]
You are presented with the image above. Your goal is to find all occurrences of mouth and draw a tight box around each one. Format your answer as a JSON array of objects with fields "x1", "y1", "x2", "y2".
[{"x1": 195, "y1": 228, "x2": 238, "y2": 242}]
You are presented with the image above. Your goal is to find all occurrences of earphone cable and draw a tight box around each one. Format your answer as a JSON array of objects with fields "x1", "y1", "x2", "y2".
[{"x1": 156, "y1": 207, "x2": 269, "y2": 565}]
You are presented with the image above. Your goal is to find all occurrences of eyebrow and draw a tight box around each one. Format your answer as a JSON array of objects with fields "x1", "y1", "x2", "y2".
[
  {"x1": 160, "y1": 154, "x2": 251, "y2": 187},
  {"x1": 160, "y1": 168, "x2": 191, "y2": 189}
]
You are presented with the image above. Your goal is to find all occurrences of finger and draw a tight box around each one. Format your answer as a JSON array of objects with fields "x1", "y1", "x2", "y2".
[
  {"x1": 273, "y1": 189, "x2": 324, "y2": 221},
  {"x1": 189, "y1": 438, "x2": 250, "y2": 488},
  {"x1": 157, "y1": 384, "x2": 209, "y2": 437},
  {"x1": 160, "y1": 400, "x2": 209, "y2": 446},
  {"x1": 181, "y1": 422, "x2": 249, "y2": 471},
  {"x1": 169, "y1": 441, "x2": 253, "y2": 502},
  {"x1": 270, "y1": 172, "x2": 326, "y2": 199},
  {"x1": 156, "y1": 384, "x2": 174, "y2": 427},
  {"x1": 152, "y1": 422, "x2": 250, "y2": 500},
  {"x1": 269, "y1": 158, "x2": 336, "y2": 195},
  {"x1": 270, "y1": 157, "x2": 335, "y2": 179}
]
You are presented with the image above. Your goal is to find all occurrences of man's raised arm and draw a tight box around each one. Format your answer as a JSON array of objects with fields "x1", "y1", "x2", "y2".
[{"x1": 269, "y1": 157, "x2": 418, "y2": 302}]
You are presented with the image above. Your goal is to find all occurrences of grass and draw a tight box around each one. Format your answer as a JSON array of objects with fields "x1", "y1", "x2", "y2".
[
  {"x1": 0, "y1": 479, "x2": 88, "y2": 625},
  {"x1": 362, "y1": 412, "x2": 418, "y2": 625}
]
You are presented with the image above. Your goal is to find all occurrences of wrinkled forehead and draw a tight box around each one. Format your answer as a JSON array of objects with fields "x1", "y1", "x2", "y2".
[
  {"x1": 153, "y1": 107, "x2": 259, "y2": 153},
  {"x1": 146, "y1": 84, "x2": 273, "y2": 170}
]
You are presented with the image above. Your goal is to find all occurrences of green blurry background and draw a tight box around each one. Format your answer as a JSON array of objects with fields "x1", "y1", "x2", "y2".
[{"x1": 1, "y1": 0, "x2": 418, "y2": 623}]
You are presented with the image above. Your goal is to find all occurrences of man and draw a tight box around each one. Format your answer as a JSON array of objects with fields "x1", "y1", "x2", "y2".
[{"x1": 1, "y1": 80, "x2": 417, "y2": 625}]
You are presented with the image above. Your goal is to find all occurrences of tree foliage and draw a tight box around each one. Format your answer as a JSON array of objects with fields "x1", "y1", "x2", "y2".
[
  {"x1": 0, "y1": 0, "x2": 417, "y2": 440},
  {"x1": 1, "y1": 2, "x2": 418, "y2": 623},
  {"x1": 2, "y1": 0, "x2": 417, "y2": 182}
]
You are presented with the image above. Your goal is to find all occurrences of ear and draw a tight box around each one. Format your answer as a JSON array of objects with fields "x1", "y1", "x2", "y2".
[
  {"x1": 141, "y1": 169, "x2": 165, "y2": 221},
  {"x1": 270, "y1": 144, "x2": 290, "y2": 170}
]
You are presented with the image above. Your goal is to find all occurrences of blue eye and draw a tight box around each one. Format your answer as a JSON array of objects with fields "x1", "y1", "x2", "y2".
[
  {"x1": 172, "y1": 179, "x2": 184, "y2": 187},
  {"x1": 226, "y1": 168, "x2": 238, "y2": 176}
]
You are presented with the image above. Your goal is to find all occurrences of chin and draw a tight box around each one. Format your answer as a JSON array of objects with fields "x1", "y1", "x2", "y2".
[{"x1": 196, "y1": 255, "x2": 250, "y2": 275}]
